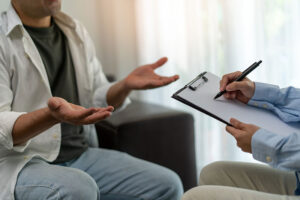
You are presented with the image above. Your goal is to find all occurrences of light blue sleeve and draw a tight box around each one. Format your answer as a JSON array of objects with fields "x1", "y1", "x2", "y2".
[
  {"x1": 249, "y1": 82, "x2": 300, "y2": 170},
  {"x1": 252, "y1": 129, "x2": 300, "y2": 171},
  {"x1": 248, "y1": 82, "x2": 300, "y2": 123}
]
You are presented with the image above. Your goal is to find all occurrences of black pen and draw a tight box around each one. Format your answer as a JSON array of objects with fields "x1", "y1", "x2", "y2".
[{"x1": 214, "y1": 60, "x2": 262, "y2": 100}]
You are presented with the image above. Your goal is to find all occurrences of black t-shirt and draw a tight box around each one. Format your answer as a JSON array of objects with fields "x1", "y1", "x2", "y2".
[{"x1": 24, "y1": 21, "x2": 88, "y2": 163}]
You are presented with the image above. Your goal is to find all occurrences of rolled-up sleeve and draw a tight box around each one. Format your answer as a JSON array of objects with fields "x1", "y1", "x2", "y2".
[
  {"x1": 0, "y1": 48, "x2": 29, "y2": 151},
  {"x1": 0, "y1": 111, "x2": 26, "y2": 150},
  {"x1": 93, "y1": 81, "x2": 131, "y2": 111}
]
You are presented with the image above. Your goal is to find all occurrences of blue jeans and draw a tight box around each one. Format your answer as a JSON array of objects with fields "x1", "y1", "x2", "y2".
[{"x1": 15, "y1": 148, "x2": 183, "y2": 200}]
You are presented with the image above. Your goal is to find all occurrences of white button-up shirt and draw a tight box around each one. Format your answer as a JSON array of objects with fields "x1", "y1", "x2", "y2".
[{"x1": 0, "y1": 5, "x2": 128, "y2": 200}]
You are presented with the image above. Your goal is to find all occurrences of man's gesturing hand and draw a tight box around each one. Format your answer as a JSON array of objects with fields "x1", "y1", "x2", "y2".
[
  {"x1": 226, "y1": 118, "x2": 260, "y2": 153},
  {"x1": 48, "y1": 97, "x2": 114, "y2": 125},
  {"x1": 124, "y1": 57, "x2": 179, "y2": 90},
  {"x1": 220, "y1": 71, "x2": 255, "y2": 104}
]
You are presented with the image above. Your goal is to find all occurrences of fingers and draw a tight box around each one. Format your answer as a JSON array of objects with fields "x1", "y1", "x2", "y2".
[
  {"x1": 48, "y1": 96, "x2": 114, "y2": 125},
  {"x1": 73, "y1": 107, "x2": 98, "y2": 120},
  {"x1": 224, "y1": 91, "x2": 237, "y2": 99},
  {"x1": 68, "y1": 106, "x2": 114, "y2": 124},
  {"x1": 149, "y1": 80, "x2": 168, "y2": 88},
  {"x1": 171, "y1": 75, "x2": 180, "y2": 81},
  {"x1": 159, "y1": 75, "x2": 180, "y2": 82},
  {"x1": 83, "y1": 110, "x2": 112, "y2": 124},
  {"x1": 79, "y1": 106, "x2": 113, "y2": 119},
  {"x1": 151, "y1": 57, "x2": 168, "y2": 69},
  {"x1": 219, "y1": 71, "x2": 242, "y2": 91},
  {"x1": 95, "y1": 106, "x2": 114, "y2": 113},
  {"x1": 81, "y1": 106, "x2": 114, "y2": 123},
  {"x1": 146, "y1": 75, "x2": 179, "y2": 88},
  {"x1": 152, "y1": 78, "x2": 175, "y2": 87},
  {"x1": 226, "y1": 125, "x2": 241, "y2": 138},
  {"x1": 226, "y1": 125, "x2": 254, "y2": 153},
  {"x1": 226, "y1": 81, "x2": 248, "y2": 92},
  {"x1": 71, "y1": 107, "x2": 113, "y2": 125},
  {"x1": 230, "y1": 118, "x2": 246, "y2": 129}
]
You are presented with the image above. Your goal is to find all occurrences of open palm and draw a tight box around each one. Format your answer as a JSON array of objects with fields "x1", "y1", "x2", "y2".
[
  {"x1": 124, "y1": 57, "x2": 179, "y2": 90},
  {"x1": 48, "y1": 97, "x2": 114, "y2": 125}
]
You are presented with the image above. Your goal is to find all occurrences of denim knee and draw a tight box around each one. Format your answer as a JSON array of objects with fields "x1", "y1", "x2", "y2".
[
  {"x1": 15, "y1": 169, "x2": 99, "y2": 200},
  {"x1": 156, "y1": 169, "x2": 183, "y2": 200},
  {"x1": 58, "y1": 170, "x2": 100, "y2": 200}
]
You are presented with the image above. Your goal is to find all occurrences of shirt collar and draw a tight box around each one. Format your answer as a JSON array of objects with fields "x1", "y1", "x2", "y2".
[
  {"x1": 53, "y1": 12, "x2": 84, "y2": 44},
  {"x1": 4, "y1": 3, "x2": 23, "y2": 36},
  {"x1": 4, "y1": 3, "x2": 78, "y2": 37},
  {"x1": 53, "y1": 12, "x2": 76, "y2": 30}
]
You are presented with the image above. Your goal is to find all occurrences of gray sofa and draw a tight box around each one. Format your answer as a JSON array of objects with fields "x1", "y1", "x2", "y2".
[{"x1": 95, "y1": 100, "x2": 197, "y2": 191}]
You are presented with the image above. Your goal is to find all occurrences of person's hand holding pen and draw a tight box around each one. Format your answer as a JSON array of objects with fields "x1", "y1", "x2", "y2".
[
  {"x1": 219, "y1": 71, "x2": 256, "y2": 104},
  {"x1": 219, "y1": 68, "x2": 260, "y2": 153}
]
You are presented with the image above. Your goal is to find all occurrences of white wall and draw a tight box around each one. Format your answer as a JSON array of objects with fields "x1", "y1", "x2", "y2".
[
  {"x1": 0, "y1": 0, "x2": 138, "y2": 79},
  {"x1": 95, "y1": 0, "x2": 138, "y2": 79},
  {"x1": 0, "y1": 0, "x2": 10, "y2": 12}
]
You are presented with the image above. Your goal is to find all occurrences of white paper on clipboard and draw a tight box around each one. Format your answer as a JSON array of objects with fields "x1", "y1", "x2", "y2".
[{"x1": 172, "y1": 72, "x2": 300, "y2": 136}]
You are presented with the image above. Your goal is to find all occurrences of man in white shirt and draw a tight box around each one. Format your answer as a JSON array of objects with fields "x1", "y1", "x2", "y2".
[{"x1": 0, "y1": 0, "x2": 183, "y2": 199}]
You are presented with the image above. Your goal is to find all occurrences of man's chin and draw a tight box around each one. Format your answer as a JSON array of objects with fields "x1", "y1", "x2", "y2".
[
  {"x1": 45, "y1": 0, "x2": 61, "y2": 15},
  {"x1": 46, "y1": 0, "x2": 60, "y2": 4}
]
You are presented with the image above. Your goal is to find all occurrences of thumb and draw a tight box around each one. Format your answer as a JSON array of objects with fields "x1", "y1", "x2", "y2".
[{"x1": 230, "y1": 118, "x2": 246, "y2": 129}]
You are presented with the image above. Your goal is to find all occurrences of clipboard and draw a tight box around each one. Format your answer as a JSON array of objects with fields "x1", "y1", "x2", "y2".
[{"x1": 172, "y1": 71, "x2": 300, "y2": 136}]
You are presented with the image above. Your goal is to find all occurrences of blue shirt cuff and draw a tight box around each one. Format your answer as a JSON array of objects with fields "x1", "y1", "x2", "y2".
[
  {"x1": 252, "y1": 129, "x2": 276, "y2": 164},
  {"x1": 251, "y1": 82, "x2": 280, "y2": 103},
  {"x1": 251, "y1": 128, "x2": 291, "y2": 169}
]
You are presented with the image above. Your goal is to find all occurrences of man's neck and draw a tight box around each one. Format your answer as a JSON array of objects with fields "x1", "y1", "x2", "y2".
[
  {"x1": 20, "y1": 15, "x2": 51, "y2": 28},
  {"x1": 12, "y1": 2, "x2": 52, "y2": 28}
]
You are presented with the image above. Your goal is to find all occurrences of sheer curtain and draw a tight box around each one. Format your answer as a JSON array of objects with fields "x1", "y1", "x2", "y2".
[{"x1": 134, "y1": 0, "x2": 300, "y2": 172}]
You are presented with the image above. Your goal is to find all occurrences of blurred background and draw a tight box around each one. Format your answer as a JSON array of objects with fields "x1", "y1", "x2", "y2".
[{"x1": 1, "y1": 0, "x2": 300, "y2": 175}]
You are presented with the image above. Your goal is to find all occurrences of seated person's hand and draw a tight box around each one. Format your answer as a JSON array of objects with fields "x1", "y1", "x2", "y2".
[
  {"x1": 226, "y1": 118, "x2": 260, "y2": 153},
  {"x1": 123, "y1": 57, "x2": 179, "y2": 90},
  {"x1": 48, "y1": 97, "x2": 114, "y2": 125},
  {"x1": 220, "y1": 71, "x2": 255, "y2": 104}
]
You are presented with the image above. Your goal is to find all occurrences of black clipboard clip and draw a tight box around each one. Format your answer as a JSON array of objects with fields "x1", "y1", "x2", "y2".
[{"x1": 187, "y1": 72, "x2": 208, "y2": 91}]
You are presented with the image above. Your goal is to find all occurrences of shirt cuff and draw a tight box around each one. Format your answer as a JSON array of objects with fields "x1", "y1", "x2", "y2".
[
  {"x1": 114, "y1": 97, "x2": 131, "y2": 113},
  {"x1": 0, "y1": 111, "x2": 30, "y2": 151},
  {"x1": 93, "y1": 82, "x2": 114, "y2": 108},
  {"x1": 252, "y1": 128, "x2": 281, "y2": 166},
  {"x1": 93, "y1": 82, "x2": 131, "y2": 113},
  {"x1": 250, "y1": 82, "x2": 280, "y2": 102}
]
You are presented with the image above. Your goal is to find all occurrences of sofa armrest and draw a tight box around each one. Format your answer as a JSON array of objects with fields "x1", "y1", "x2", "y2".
[{"x1": 95, "y1": 100, "x2": 197, "y2": 191}]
